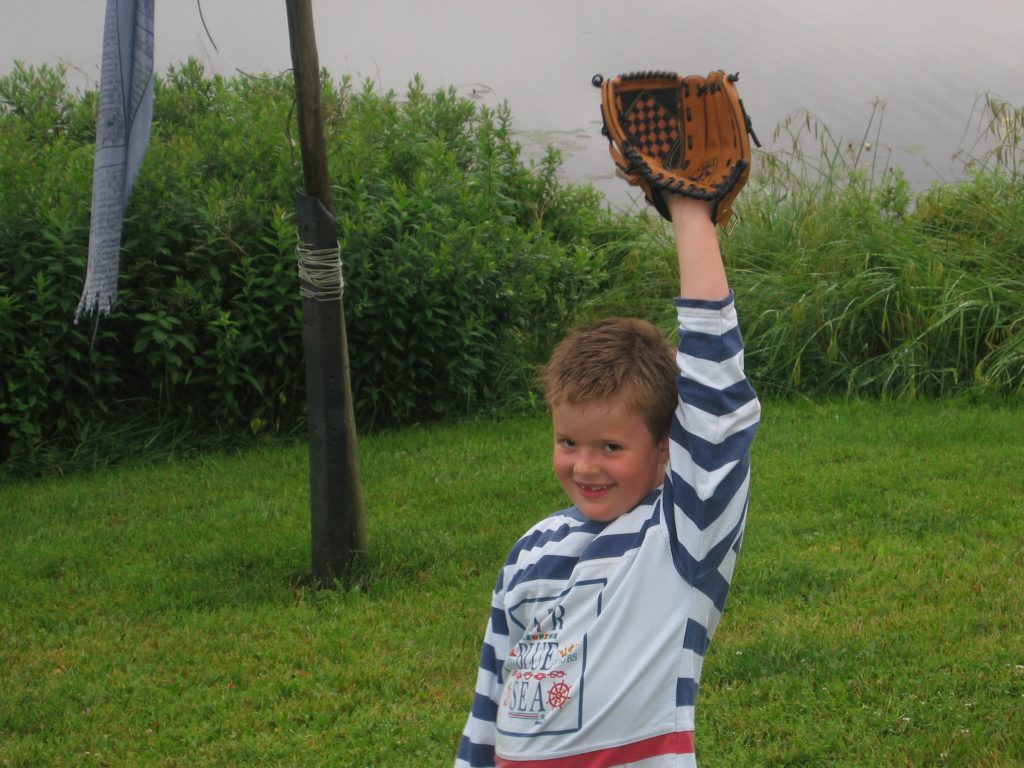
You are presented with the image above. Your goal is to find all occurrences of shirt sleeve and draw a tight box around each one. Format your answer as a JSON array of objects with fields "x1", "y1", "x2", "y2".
[
  {"x1": 454, "y1": 571, "x2": 510, "y2": 768},
  {"x1": 663, "y1": 292, "x2": 761, "y2": 586}
]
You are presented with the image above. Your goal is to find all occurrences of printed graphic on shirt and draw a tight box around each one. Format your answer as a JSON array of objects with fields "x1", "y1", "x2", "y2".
[{"x1": 497, "y1": 579, "x2": 604, "y2": 737}]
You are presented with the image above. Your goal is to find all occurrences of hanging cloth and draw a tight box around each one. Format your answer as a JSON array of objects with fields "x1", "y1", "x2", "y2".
[{"x1": 76, "y1": 0, "x2": 155, "y2": 320}]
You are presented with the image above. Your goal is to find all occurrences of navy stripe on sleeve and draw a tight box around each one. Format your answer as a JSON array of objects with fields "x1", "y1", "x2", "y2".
[
  {"x1": 663, "y1": 481, "x2": 746, "y2": 599},
  {"x1": 671, "y1": 421, "x2": 757, "y2": 474},
  {"x1": 679, "y1": 324, "x2": 744, "y2": 362},
  {"x1": 457, "y1": 735, "x2": 495, "y2": 767},
  {"x1": 674, "y1": 293, "x2": 735, "y2": 312},
  {"x1": 489, "y1": 606, "x2": 508, "y2": 638},
  {"x1": 480, "y1": 641, "x2": 501, "y2": 677},
  {"x1": 683, "y1": 618, "x2": 710, "y2": 655},
  {"x1": 668, "y1": 452, "x2": 751, "y2": 530},
  {"x1": 471, "y1": 691, "x2": 498, "y2": 722},
  {"x1": 677, "y1": 376, "x2": 757, "y2": 419}
]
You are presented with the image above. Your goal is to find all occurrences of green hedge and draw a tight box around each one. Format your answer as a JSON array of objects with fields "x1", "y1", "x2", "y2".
[{"x1": 0, "y1": 61, "x2": 631, "y2": 468}]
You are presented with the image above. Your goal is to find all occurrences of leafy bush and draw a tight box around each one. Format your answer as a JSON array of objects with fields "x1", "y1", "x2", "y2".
[
  {"x1": 0, "y1": 62, "x2": 627, "y2": 472},
  {"x1": 325, "y1": 77, "x2": 615, "y2": 424}
]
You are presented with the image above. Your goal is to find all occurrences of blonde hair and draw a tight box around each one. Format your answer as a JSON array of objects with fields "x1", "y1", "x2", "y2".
[{"x1": 541, "y1": 317, "x2": 677, "y2": 443}]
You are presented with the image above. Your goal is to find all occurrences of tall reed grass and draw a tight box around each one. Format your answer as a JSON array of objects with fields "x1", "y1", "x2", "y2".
[{"x1": 721, "y1": 95, "x2": 1024, "y2": 399}]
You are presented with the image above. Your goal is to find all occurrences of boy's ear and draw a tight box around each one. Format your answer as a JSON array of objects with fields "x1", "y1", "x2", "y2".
[{"x1": 657, "y1": 435, "x2": 670, "y2": 465}]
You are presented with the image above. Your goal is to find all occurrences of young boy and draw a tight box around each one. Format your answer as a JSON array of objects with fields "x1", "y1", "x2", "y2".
[{"x1": 454, "y1": 193, "x2": 761, "y2": 767}]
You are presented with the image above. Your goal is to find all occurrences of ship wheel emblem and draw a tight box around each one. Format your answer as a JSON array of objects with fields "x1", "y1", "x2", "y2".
[{"x1": 546, "y1": 682, "x2": 571, "y2": 709}]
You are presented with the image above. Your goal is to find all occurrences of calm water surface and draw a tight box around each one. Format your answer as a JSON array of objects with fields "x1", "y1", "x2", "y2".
[{"x1": 4, "y1": 0, "x2": 1023, "y2": 209}]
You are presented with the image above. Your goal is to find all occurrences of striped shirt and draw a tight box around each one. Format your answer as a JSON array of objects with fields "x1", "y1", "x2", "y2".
[{"x1": 455, "y1": 294, "x2": 760, "y2": 768}]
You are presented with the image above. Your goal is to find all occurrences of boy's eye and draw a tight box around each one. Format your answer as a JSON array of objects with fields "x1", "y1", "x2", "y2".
[
  {"x1": 558, "y1": 438, "x2": 576, "y2": 448},
  {"x1": 602, "y1": 443, "x2": 622, "y2": 453}
]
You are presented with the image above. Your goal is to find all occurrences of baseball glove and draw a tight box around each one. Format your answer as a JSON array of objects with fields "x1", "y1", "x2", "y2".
[{"x1": 595, "y1": 70, "x2": 760, "y2": 225}]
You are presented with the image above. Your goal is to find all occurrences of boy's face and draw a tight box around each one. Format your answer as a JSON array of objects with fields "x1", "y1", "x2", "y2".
[{"x1": 551, "y1": 398, "x2": 669, "y2": 523}]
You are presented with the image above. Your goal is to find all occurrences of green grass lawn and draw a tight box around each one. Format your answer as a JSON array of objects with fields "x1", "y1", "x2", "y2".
[{"x1": 1, "y1": 400, "x2": 1022, "y2": 767}]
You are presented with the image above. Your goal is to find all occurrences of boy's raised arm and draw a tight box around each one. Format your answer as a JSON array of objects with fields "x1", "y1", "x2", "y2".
[{"x1": 666, "y1": 195, "x2": 730, "y2": 302}]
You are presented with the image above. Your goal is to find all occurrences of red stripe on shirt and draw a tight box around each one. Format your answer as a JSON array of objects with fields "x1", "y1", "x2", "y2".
[{"x1": 495, "y1": 731, "x2": 695, "y2": 768}]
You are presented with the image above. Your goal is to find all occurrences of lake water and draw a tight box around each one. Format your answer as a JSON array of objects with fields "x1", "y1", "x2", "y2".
[{"x1": 3, "y1": 0, "x2": 1023, "y2": 210}]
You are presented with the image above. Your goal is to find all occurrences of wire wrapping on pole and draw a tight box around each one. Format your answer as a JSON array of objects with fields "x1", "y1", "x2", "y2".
[{"x1": 296, "y1": 240, "x2": 344, "y2": 301}]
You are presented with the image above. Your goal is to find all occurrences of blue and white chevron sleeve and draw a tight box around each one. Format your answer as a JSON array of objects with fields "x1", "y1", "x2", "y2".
[
  {"x1": 665, "y1": 293, "x2": 760, "y2": 586},
  {"x1": 454, "y1": 571, "x2": 509, "y2": 768}
]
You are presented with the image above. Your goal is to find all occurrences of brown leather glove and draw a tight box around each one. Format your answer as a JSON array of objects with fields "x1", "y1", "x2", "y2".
[{"x1": 595, "y1": 69, "x2": 760, "y2": 226}]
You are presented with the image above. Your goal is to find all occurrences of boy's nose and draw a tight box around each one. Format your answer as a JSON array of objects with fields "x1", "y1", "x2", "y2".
[{"x1": 573, "y1": 449, "x2": 601, "y2": 477}]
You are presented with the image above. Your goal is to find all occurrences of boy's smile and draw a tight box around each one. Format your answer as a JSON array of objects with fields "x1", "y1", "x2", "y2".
[{"x1": 551, "y1": 398, "x2": 669, "y2": 523}]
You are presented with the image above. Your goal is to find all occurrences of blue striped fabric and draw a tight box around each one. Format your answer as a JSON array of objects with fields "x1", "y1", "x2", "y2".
[{"x1": 455, "y1": 294, "x2": 760, "y2": 768}]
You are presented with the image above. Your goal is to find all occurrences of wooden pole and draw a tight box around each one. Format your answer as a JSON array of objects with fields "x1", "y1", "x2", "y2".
[
  {"x1": 285, "y1": 0, "x2": 367, "y2": 583},
  {"x1": 285, "y1": 0, "x2": 332, "y2": 206}
]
